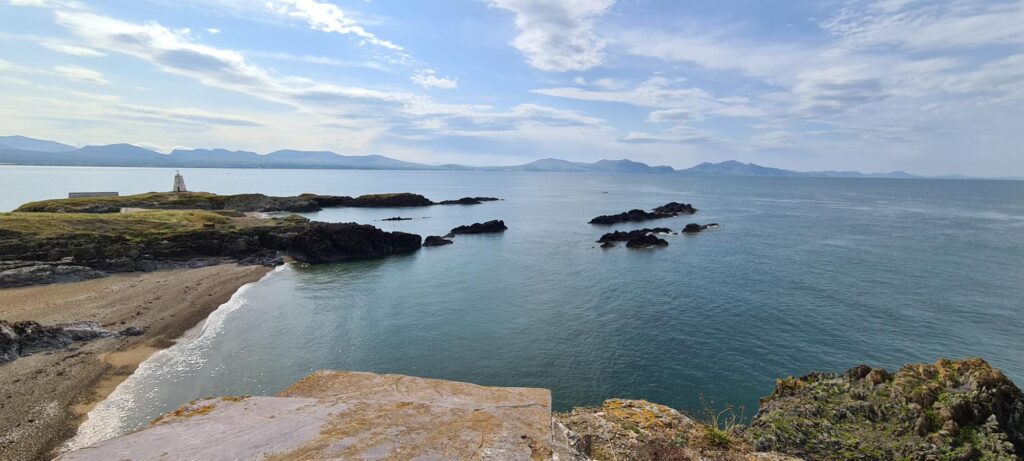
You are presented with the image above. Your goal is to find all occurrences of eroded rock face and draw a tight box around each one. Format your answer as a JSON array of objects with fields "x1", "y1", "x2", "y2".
[
  {"x1": 60, "y1": 371, "x2": 576, "y2": 461},
  {"x1": 447, "y1": 220, "x2": 508, "y2": 236},
  {"x1": 748, "y1": 358, "x2": 1024, "y2": 460},
  {"x1": 0, "y1": 321, "x2": 115, "y2": 364}
]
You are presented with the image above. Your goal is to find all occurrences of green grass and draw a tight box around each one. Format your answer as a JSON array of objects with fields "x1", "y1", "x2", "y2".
[
  {"x1": 15, "y1": 192, "x2": 228, "y2": 213},
  {"x1": 0, "y1": 210, "x2": 231, "y2": 239}
]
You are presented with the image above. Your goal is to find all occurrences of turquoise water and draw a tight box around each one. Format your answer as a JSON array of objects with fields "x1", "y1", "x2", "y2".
[{"x1": 2, "y1": 167, "x2": 1022, "y2": 445}]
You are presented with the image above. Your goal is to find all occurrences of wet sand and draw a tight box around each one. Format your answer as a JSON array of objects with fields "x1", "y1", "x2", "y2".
[{"x1": 0, "y1": 264, "x2": 271, "y2": 461}]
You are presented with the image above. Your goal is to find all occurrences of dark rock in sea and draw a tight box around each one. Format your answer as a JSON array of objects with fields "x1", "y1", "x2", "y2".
[
  {"x1": 1, "y1": 320, "x2": 114, "y2": 364},
  {"x1": 381, "y1": 217, "x2": 413, "y2": 221},
  {"x1": 423, "y1": 236, "x2": 454, "y2": 247},
  {"x1": 597, "y1": 228, "x2": 671, "y2": 243},
  {"x1": 437, "y1": 197, "x2": 502, "y2": 205},
  {"x1": 749, "y1": 358, "x2": 1024, "y2": 460},
  {"x1": 118, "y1": 326, "x2": 144, "y2": 337},
  {"x1": 653, "y1": 202, "x2": 697, "y2": 215},
  {"x1": 589, "y1": 201, "x2": 698, "y2": 225},
  {"x1": 600, "y1": 241, "x2": 615, "y2": 249},
  {"x1": 682, "y1": 223, "x2": 719, "y2": 234},
  {"x1": 447, "y1": 220, "x2": 508, "y2": 236},
  {"x1": 283, "y1": 222, "x2": 422, "y2": 264},
  {"x1": 625, "y1": 234, "x2": 668, "y2": 248}
]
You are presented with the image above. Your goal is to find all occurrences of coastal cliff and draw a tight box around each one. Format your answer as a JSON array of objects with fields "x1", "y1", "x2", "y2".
[
  {"x1": 57, "y1": 358, "x2": 1024, "y2": 460},
  {"x1": 0, "y1": 211, "x2": 420, "y2": 288}
]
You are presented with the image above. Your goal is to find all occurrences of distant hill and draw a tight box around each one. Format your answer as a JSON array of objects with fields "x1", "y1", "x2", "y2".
[
  {"x1": 496, "y1": 158, "x2": 674, "y2": 173},
  {"x1": 0, "y1": 135, "x2": 76, "y2": 152},
  {"x1": 0, "y1": 135, "x2": 1011, "y2": 179}
]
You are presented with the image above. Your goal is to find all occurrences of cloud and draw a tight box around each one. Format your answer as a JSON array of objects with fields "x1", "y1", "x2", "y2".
[
  {"x1": 821, "y1": 0, "x2": 1024, "y2": 52},
  {"x1": 266, "y1": 0, "x2": 402, "y2": 51},
  {"x1": 411, "y1": 70, "x2": 458, "y2": 90},
  {"x1": 488, "y1": 0, "x2": 615, "y2": 72},
  {"x1": 53, "y1": 64, "x2": 109, "y2": 84},
  {"x1": 620, "y1": 126, "x2": 714, "y2": 144},
  {"x1": 41, "y1": 42, "x2": 104, "y2": 57},
  {"x1": 205, "y1": 28, "x2": 221, "y2": 34},
  {"x1": 534, "y1": 77, "x2": 764, "y2": 119}
]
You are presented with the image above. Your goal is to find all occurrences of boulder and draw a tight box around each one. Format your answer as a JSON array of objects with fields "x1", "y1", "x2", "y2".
[
  {"x1": 447, "y1": 220, "x2": 507, "y2": 236},
  {"x1": 423, "y1": 236, "x2": 454, "y2": 247}
]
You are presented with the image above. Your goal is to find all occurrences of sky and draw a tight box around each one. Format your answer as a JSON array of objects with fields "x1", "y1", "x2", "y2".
[{"x1": 0, "y1": 0, "x2": 1022, "y2": 175}]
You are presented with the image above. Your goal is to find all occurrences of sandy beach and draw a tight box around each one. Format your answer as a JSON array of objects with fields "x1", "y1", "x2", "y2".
[{"x1": 0, "y1": 264, "x2": 271, "y2": 461}]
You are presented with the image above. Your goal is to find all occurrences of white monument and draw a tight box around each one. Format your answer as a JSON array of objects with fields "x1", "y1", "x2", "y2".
[{"x1": 173, "y1": 171, "x2": 187, "y2": 192}]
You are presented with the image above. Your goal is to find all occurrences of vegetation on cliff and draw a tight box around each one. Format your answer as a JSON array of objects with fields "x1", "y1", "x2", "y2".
[
  {"x1": 556, "y1": 359, "x2": 1023, "y2": 461},
  {"x1": 0, "y1": 210, "x2": 420, "y2": 286},
  {"x1": 14, "y1": 191, "x2": 500, "y2": 213}
]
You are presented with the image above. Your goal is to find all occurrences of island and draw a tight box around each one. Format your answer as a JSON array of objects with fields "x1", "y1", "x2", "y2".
[{"x1": 589, "y1": 201, "x2": 697, "y2": 225}]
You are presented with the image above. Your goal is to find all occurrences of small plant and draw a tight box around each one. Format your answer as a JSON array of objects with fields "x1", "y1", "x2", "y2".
[{"x1": 699, "y1": 395, "x2": 746, "y2": 449}]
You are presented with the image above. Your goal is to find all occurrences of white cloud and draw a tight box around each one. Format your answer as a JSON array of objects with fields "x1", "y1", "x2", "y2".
[
  {"x1": 488, "y1": 0, "x2": 615, "y2": 72},
  {"x1": 41, "y1": 42, "x2": 104, "y2": 57},
  {"x1": 205, "y1": 28, "x2": 221, "y2": 34},
  {"x1": 266, "y1": 0, "x2": 402, "y2": 51},
  {"x1": 534, "y1": 77, "x2": 764, "y2": 119},
  {"x1": 53, "y1": 65, "x2": 109, "y2": 84},
  {"x1": 411, "y1": 70, "x2": 458, "y2": 90}
]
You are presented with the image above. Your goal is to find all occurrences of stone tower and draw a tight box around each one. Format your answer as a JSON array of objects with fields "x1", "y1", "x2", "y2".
[{"x1": 173, "y1": 171, "x2": 187, "y2": 193}]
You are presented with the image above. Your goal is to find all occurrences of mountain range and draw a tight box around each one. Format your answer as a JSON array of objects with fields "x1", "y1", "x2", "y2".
[{"x1": 0, "y1": 135, "x2": 1010, "y2": 179}]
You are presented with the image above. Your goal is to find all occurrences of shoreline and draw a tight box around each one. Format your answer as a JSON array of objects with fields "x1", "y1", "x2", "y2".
[{"x1": 0, "y1": 264, "x2": 272, "y2": 461}]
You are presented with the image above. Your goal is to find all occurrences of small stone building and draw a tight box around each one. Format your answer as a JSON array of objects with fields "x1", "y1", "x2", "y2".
[{"x1": 173, "y1": 171, "x2": 187, "y2": 193}]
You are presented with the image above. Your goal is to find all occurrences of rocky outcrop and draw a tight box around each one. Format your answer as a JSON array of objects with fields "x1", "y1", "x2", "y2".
[
  {"x1": 589, "y1": 201, "x2": 697, "y2": 225},
  {"x1": 597, "y1": 228, "x2": 671, "y2": 243},
  {"x1": 281, "y1": 223, "x2": 422, "y2": 264},
  {"x1": 626, "y1": 234, "x2": 669, "y2": 248},
  {"x1": 0, "y1": 212, "x2": 422, "y2": 286},
  {"x1": 423, "y1": 236, "x2": 453, "y2": 246},
  {"x1": 60, "y1": 371, "x2": 576, "y2": 461},
  {"x1": 380, "y1": 216, "x2": 412, "y2": 221},
  {"x1": 748, "y1": 358, "x2": 1024, "y2": 460},
  {"x1": 437, "y1": 196, "x2": 502, "y2": 205},
  {"x1": 557, "y1": 399, "x2": 802, "y2": 461},
  {"x1": 0, "y1": 321, "x2": 118, "y2": 364},
  {"x1": 682, "y1": 223, "x2": 719, "y2": 234},
  {"x1": 16, "y1": 191, "x2": 492, "y2": 213},
  {"x1": 0, "y1": 260, "x2": 106, "y2": 288},
  {"x1": 447, "y1": 220, "x2": 508, "y2": 236}
]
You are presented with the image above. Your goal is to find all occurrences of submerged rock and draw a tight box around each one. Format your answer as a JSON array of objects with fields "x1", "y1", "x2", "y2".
[
  {"x1": 600, "y1": 241, "x2": 616, "y2": 249},
  {"x1": 423, "y1": 236, "x2": 454, "y2": 246},
  {"x1": 589, "y1": 201, "x2": 698, "y2": 225},
  {"x1": 625, "y1": 234, "x2": 669, "y2": 248},
  {"x1": 381, "y1": 216, "x2": 413, "y2": 221},
  {"x1": 446, "y1": 220, "x2": 507, "y2": 236},
  {"x1": 597, "y1": 228, "x2": 672, "y2": 243},
  {"x1": 0, "y1": 321, "x2": 114, "y2": 364},
  {"x1": 748, "y1": 358, "x2": 1024, "y2": 460}
]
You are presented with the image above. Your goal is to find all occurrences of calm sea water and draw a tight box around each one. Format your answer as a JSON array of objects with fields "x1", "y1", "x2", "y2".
[{"x1": 2, "y1": 166, "x2": 1022, "y2": 447}]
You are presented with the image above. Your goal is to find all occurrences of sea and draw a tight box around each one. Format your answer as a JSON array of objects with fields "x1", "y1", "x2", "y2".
[{"x1": 1, "y1": 166, "x2": 1021, "y2": 448}]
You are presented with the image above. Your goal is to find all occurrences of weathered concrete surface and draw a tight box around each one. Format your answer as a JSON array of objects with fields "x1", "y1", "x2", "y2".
[{"x1": 59, "y1": 371, "x2": 575, "y2": 460}]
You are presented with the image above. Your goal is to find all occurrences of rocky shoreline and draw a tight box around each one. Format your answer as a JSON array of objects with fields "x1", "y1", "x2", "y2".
[{"x1": 54, "y1": 358, "x2": 1024, "y2": 460}]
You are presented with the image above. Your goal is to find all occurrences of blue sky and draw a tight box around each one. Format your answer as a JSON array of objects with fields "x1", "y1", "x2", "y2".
[{"x1": 1, "y1": 0, "x2": 1022, "y2": 175}]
